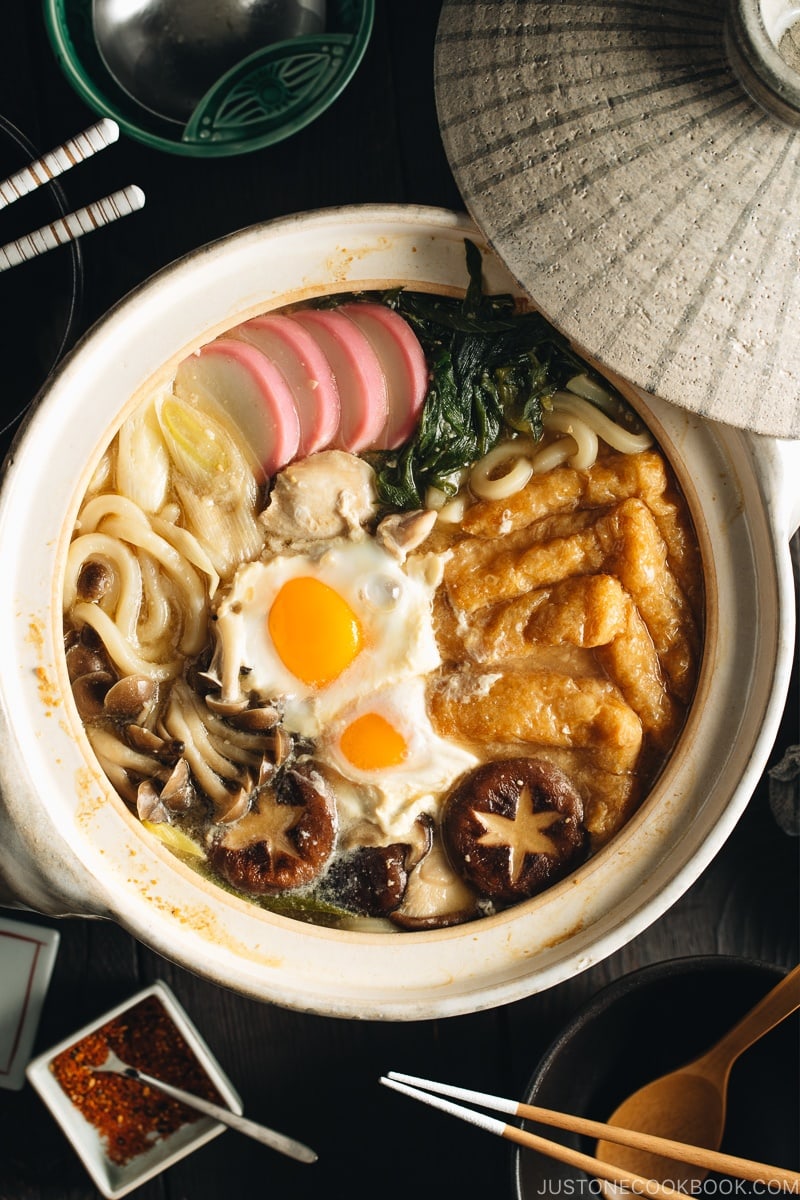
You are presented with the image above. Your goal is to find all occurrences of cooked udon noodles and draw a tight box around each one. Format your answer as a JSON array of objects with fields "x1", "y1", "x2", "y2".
[{"x1": 63, "y1": 278, "x2": 702, "y2": 931}]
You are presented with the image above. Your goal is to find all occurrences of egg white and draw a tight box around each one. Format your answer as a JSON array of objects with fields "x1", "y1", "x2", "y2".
[
  {"x1": 322, "y1": 678, "x2": 478, "y2": 832},
  {"x1": 213, "y1": 537, "x2": 445, "y2": 737}
]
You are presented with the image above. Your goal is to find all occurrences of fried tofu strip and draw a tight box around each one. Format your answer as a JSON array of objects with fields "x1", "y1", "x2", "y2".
[
  {"x1": 446, "y1": 499, "x2": 698, "y2": 703},
  {"x1": 474, "y1": 575, "x2": 630, "y2": 657},
  {"x1": 462, "y1": 449, "x2": 703, "y2": 608},
  {"x1": 526, "y1": 746, "x2": 643, "y2": 844},
  {"x1": 462, "y1": 451, "x2": 669, "y2": 538},
  {"x1": 428, "y1": 668, "x2": 643, "y2": 775},
  {"x1": 445, "y1": 516, "x2": 608, "y2": 614},
  {"x1": 443, "y1": 509, "x2": 599, "y2": 593},
  {"x1": 595, "y1": 604, "x2": 683, "y2": 749},
  {"x1": 451, "y1": 574, "x2": 682, "y2": 748},
  {"x1": 573, "y1": 767, "x2": 640, "y2": 843},
  {"x1": 609, "y1": 499, "x2": 698, "y2": 703},
  {"x1": 432, "y1": 588, "x2": 469, "y2": 663}
]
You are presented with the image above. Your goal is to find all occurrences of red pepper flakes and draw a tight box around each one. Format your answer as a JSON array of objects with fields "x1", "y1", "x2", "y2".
[{"x1": 49, "y1": 993, "x2": 224, "y2": 1166}]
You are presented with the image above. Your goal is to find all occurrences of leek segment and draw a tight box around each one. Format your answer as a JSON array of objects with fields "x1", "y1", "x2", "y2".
[
  {"x1": 142, "y1": 820, "x2": 206, "y2": 861},
  {"x1": 157, "y1": 394, "x2": 264, "y2": 578}
]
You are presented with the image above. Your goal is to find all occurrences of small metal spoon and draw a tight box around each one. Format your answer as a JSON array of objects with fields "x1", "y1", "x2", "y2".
[
  {"x1": 92, "y1": 1048, "x2": 318, "y2": 1164},
  {"x1": 92, "y1": 0, "x2": 327, "y2": 125}
]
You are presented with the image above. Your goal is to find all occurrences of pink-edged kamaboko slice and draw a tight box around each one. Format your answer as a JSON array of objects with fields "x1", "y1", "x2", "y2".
[
  {"x1": 174, "y1": 339, "x2": 300, "y2": 479},
  {"x1": 233, "y1": 314, "x2": 340, "y2": 457},
  {"x1": 289, "y1": 308, "x2": 388, "y2": 453},
  {"x1": 339, "y1": 302, "x2": 429, "y2": 449}
]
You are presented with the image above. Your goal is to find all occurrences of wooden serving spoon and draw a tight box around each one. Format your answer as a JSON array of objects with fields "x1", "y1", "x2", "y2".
[{"x1": 595, "y1": 964, "x2": 800, "y2": 1187}]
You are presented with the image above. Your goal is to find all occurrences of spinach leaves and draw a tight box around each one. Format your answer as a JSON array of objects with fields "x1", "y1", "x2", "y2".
[{"x1": 372, "y1": 240, "x2": 586, "y2": 510}]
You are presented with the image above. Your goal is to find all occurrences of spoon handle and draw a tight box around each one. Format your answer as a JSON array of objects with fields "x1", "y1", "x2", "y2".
[
  {"x1": 698, "y1": 962, "x2": 800, "y2": 1073},
  {"x1": 126, "y1": 1066, "x2": 317, "y2": 1163}
]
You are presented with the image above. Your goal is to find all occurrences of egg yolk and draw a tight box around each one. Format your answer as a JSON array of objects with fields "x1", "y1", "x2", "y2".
[
  {"x1": 268, "y1": 576, "x2": 362, "y2": 687},
  {"x1": 339, "y1": 712, "x2": 408, "y2": 770}
]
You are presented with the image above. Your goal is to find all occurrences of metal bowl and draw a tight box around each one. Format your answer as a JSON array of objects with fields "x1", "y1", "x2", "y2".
[{"x1": 43, "y1": 0, "x2": 374, "y2": 157}]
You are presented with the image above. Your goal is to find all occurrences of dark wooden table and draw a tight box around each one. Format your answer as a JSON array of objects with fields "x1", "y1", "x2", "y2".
[{"x1": 0, "y1": 4, "x2": 797, "y2": 1198}]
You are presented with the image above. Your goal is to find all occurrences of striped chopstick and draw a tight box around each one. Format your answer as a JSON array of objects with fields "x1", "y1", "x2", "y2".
[
  {"x1": 0, "y1": 118, "x2": 119, "y2": 210},
  {"x1": 0, "y1": 184, "x2": 146, "y2": 272},
  {"x1": 380, "y1": 1073, "x2": 800, "y2": 1194}
]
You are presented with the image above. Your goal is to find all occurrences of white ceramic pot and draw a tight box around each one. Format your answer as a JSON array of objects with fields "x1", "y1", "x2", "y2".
[{"x1": 0, "y1": 205, "x2": 797, "y2": 1020}]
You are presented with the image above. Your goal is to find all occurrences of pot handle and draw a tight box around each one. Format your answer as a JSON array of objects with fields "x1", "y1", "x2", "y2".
[
  {"x1": 0, "y1": 792, "x2": 112, "y2": 918},
  {"x1": 753, "y1": 435, "x2": 800, "y2": 540}
]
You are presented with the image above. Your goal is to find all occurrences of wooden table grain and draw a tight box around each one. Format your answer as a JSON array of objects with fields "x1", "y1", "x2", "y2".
[{"x1": 0, "y1": 5, "x2": 797, "y2": 1198}]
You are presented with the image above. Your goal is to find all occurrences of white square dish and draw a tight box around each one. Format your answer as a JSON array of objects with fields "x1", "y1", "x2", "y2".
[
  {"x1": 26, "y1": 979, "x2": 241, "y2": 1199},
  {"x1": 0, "y1": 913, "x2": 59, "y2": 1090}
]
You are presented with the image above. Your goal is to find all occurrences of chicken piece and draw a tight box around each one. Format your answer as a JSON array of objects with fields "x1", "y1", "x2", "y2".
[{"x1": 259, "y1": 449, "x2": 377, "y2": 547}]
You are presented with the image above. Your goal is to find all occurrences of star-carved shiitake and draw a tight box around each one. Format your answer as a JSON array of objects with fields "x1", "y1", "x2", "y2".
[
  {"x1": 208, "y1": 764, "x2": 337, "y2": 895},
  {"x1": 442, "y1": 757, "x2": 587, "y2": 902}
]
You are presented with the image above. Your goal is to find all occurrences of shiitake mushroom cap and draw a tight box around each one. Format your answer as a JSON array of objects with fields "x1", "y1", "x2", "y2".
[
  {"x1": 442, "y1": 757, "x2": 588, "y2": 903},
  {"x1": 208, "y1": 765, "x2": 337, "y2": 895}
]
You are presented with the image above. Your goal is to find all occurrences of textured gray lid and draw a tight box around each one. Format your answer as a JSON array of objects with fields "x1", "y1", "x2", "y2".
[{"x1": 434, "y1": 0, "x2": 800, "y2": 439}]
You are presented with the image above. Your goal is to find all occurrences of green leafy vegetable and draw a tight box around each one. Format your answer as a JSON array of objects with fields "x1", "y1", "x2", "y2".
[{"x1": 372, "y1": 240, "x2": 588, "y2": 510}]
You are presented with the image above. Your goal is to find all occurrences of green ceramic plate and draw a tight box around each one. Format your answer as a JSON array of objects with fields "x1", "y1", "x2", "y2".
[{"x1": 43, "y1": 0, "x2": 374, "y2": 157}]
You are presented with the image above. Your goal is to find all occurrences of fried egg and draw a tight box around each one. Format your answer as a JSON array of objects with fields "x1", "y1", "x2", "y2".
[
  {"x1": 322, "y1": 678, "x2": 478, "y2": 830},
  {"x1": 213, "y1": 536, "x2": 445, "y2": 737}
]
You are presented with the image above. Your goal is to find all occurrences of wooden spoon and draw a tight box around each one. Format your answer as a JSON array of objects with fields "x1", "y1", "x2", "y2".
[{"x1": 595, "y1": 963, "x2": 800, "y2": 1187}]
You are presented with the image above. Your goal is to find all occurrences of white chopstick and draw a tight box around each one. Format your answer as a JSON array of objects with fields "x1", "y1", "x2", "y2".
[
  {"x1": 0, "y1": 184, "x2": 146, "y2": 272},
  {"x1": 381, "y1": 1075, "x2": 682, "y2": 1200},
  {"x1": 0, "y1": 119, "x2": 119, "y2": 211},
  {"x1": 380, "y1": 1073, "x2": 800, "y2": 1194}
]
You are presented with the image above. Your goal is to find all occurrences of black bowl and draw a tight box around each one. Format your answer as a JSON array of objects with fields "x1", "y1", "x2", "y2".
[
  {"x1": 513, "y1": 956, "x2": 799, "y2": 1199},
  {"x1": 0, "y1": 115, "x2": 83, "y2": 458}
]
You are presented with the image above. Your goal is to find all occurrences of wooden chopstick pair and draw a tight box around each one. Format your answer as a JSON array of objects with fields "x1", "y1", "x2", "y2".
[
  {"x1": 0, "y1": 118, "x2": 145, "y2": 271},
  {"x1": 380, "y1": 1072, "x2": 800, "y2": 1197}
]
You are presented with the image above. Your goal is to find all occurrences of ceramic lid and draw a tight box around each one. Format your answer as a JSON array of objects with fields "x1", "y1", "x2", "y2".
[{"x1": 434, "y1": 0, "x2": 800, "y2": 439}]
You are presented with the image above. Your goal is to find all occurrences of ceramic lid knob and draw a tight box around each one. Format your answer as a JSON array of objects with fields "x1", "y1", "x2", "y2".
[{"x1": 726, "y1": 0, "x2": 800, "y2": 127}]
